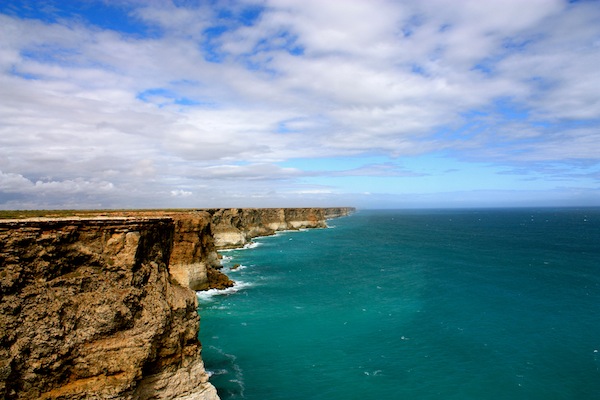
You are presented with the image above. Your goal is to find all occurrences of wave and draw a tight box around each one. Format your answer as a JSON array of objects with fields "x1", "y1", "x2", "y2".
[
  {"x1": 272, "y1": 227, "x2": 316, "y2": 237},
  {"x1": 221, "y1": 241, "x2": 262, "y2": 252},
  {"x1": 206, "y1": 368, "x2": 229, "y2": 377},
  {"x1": 196, "y1": 280, "x2": 253, "y2": 302},
  {"x1": 227, "y1": 264, "x2": 247, "y2": 272},
  {"x1": 208, "y1": 345, "x2": 245, "y2": 398}
]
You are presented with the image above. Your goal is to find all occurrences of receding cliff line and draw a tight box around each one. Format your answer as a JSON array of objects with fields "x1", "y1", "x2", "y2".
[
  {"x1": 0, "y1": 217, "x2": 218, "y2": 400},
  {"x1": 166, "y1": 208, "x2": 355, "y2": 290},
  {"x1": 206, "y1": 207, "x2": 355, "y2": 249},
  {"x1": 0, "y1": 207, "x2": 355, "y2": 399}
]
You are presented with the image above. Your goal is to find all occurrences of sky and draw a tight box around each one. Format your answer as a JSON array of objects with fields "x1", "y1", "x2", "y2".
[{"x1": 0, "y1": 0, "x2": 599, "y2": 209}]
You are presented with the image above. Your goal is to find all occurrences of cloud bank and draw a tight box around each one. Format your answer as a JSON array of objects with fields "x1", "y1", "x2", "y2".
[{"x1": 0, "y1": 0, "x2": 599, "y2": 209}]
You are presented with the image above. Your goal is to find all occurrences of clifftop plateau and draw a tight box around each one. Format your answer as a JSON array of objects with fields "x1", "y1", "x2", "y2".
[{"x1": 0, "y1": 207, "x2": 353, "y2": 399}]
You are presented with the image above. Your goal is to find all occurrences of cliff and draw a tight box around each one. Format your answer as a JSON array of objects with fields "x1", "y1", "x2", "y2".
[
  {"x1": 166, "y1": 212, "x2": 232, "y2": 292},
  {"x1": 323, "y1": 207, "x2": 355, "y2": 219},
  {"x1": 0, "y1": 217, "x2": 218, "y2": 400},
  {"x1": 206, "y1": 207, "x2": 355, "y2": 249},
  {"x1": 0, "y1": 207, "x2": 354, "y2": 399}
]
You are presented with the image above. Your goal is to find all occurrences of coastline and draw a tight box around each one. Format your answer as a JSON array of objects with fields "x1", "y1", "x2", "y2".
[
  {"x1": 197, "y1": 210, "x2": 355, "y2": 303},
  {"x1": 197, "y1": 208, "x2": 600, "y2": 399},
  {"x1": 0, "y1": 207, "x2": 354, "y2": 399}
]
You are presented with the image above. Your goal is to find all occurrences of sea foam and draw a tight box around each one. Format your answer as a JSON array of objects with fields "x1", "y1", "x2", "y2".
[{"x1": 196, "y1": 281, "x2": 253, "y2": 302}]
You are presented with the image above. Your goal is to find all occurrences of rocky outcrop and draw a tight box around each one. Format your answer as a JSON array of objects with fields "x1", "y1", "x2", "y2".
[
  {"x1": 166, "y1": 212, "x2": 231, "y2": 292},
  {"x1": 323, "y1": 207, "x2": 355, "y2": 219},
  {"x1": 0, "y1": 217, "x2": 218, "y2": 400},
  {"x1": 206, "y1": 208, "x2": 355, "y2": 249}
]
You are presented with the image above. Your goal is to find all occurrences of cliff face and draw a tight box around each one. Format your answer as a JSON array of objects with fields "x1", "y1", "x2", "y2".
[
  {"x1": 206, "y1": 207, "x2": 355, "y2": 249},
  {"x1": 165, "y1": 208, "x2": 354, "y2": 289},
  {"x1": 166, "y1": 212, "x2": 232, "y2": 292},
  {"x1": 323, "y1": 207, "x2": 355, "y2": 219},
  {"x1": 0, "y1": 218, "x2": 218, "y2": 400}
]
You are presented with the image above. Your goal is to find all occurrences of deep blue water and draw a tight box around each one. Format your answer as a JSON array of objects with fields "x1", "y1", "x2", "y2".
[{"x1": 198, "y1": 208, "x2": 600, "y2": 399}]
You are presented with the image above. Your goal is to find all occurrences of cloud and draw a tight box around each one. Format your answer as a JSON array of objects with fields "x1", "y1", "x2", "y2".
[
  {"x1": 185, "y1": 163, "x2": 306, "y2": 180},
  {"x1": 0, "y1": 170, "x2": 114, "y2": 194},
  {"x1": 0, "y1": 0, "x2": 599, "y2": 208},
  {"x1": 332, "y1": 163, "x2": 427, "y2": 178},
  {"x1": 170, "y1": 189, "x2": 192, "y2": 197}
]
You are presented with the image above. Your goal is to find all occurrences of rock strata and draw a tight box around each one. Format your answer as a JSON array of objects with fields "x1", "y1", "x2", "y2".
[
  {"x1": 166, "y1": 212, "x2": 231, "y2": 291},
  {"x1": 0, "y1": 218, "x2": 218, "y2": 400},
  {"x1": 206, "y1": 207, "x2": 354, "y2": 249}
]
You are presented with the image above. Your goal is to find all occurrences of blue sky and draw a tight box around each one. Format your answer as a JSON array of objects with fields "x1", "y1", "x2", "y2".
[{"x1": 0, "y1": 0, "x2": 599, "y2": 209}]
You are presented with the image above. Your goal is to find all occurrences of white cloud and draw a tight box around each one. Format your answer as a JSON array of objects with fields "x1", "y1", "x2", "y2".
[
  {"x1": 0, "y1": 171, "x2": 33, "y2": 192},
  {"x1": 0, "y1": 0, "x2": 599, "y2": 208},
  {"x1": 0, "y1": 170, "x2": 115, "y2": 196},
  {"x1": 186, "y1": 163, "x2": 305, "y2": 180},
  {"x1": 171, "y1": 189, "x2": 193, "y2": 197},
  {"x1": 333, "y1": 163, "x2": 427, "y2": 178}
]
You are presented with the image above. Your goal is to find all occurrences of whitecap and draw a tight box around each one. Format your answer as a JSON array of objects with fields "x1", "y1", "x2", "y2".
[
  {"x1": 206, "y1": 369, "x2": 228, "y2": 377},
  {"x1": 206, "y1": 305, "x2": 229, "y2": 310},
  {"x1": 227, "y1": 264, "x2": 247, "y2": 272},
  {"x1": 196, "y1": 281, "x2": 253, "y2": 302},
  {"x1": 219, "y1": 241, "x2": 261, "y2": 252},
  {"x1": 208, "y1": 346, "x2": 245, "y2": 397}
]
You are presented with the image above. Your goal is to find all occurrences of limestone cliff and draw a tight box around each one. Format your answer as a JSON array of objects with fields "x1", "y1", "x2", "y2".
[
  {"x1": 0, "y1": 217, "x2": 218, "y2": 400},
  {"x1": 206, "y1": 207, "x2": 355, "y2": 249},
  {"x1": 166, "y1": 212, "x2": 232, "y2": 292},
  {"x1": 323, "y1": 207, "x2": 355, "y2": 219},
  {"x1": 0, "y1": 207, "x2": 354, "y2": 399},
  {"x1": 166, "y1": 208, "x2": 353, "y2": 288}
]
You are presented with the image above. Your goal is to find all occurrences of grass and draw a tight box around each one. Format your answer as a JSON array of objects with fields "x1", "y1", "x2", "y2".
[{"x1": 0, "y1": 209, "x2": 200, "y2": 220}]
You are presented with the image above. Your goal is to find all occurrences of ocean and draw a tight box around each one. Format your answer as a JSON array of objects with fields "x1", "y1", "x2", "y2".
[{"x1": 197, "y1": 208, "x2": 600, "y2": 399}]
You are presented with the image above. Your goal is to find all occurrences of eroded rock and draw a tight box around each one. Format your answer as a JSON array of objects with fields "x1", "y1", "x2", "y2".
[{"x1": 0, "y1": 218, "x2": 218, "y2": 400}]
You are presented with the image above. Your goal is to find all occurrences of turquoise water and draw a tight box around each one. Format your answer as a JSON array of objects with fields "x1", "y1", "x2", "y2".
[{"x1": 198, "y1": 209, "x2": 600, "y2": 399}]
